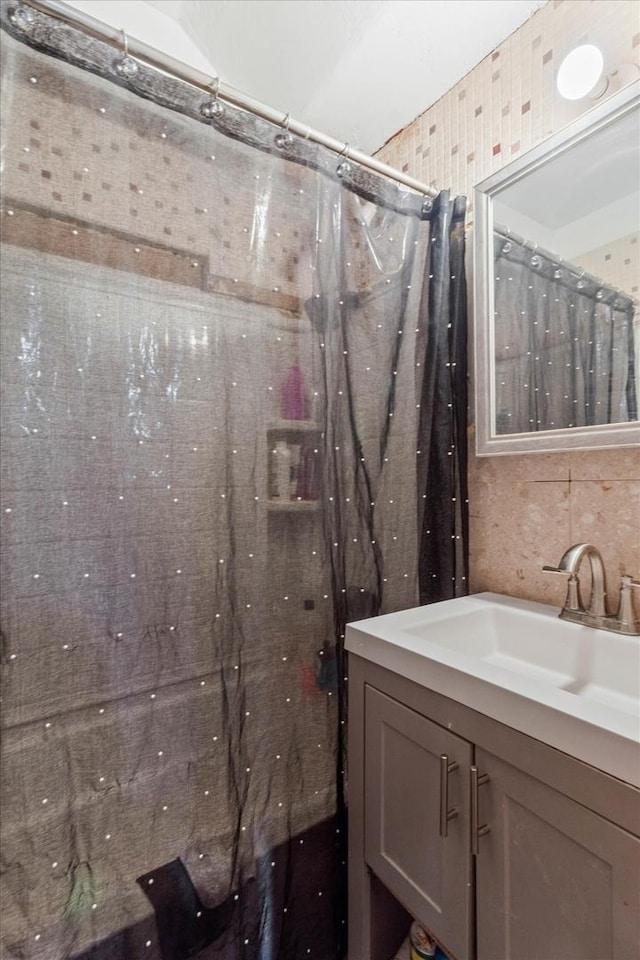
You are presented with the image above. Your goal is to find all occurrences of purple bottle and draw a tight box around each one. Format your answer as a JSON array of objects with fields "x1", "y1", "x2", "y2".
[{"x1": 282, "y1": 365, "x2": 306, "y2": 420}]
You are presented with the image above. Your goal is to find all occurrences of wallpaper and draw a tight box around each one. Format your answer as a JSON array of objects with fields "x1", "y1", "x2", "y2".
[{"x1": 378, "y1": 0, "x2": 640, "y2": 606}]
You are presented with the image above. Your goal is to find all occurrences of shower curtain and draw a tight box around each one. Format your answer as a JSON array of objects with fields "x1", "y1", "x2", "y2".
[
  {"x1": 0, "y1": 5, "x2": 468, "y2": 959},
  {"x1": 494, "y1": 233, "x2": 637, "y2": 434}
]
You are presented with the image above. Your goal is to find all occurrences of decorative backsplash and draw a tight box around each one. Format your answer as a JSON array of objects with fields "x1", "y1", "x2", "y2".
[{"x1": 378, "y1": 0, "x2": 640, "y2": 605}]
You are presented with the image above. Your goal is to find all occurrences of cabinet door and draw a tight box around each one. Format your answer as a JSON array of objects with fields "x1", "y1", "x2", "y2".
[
  {"x1": 476, "y1": 748, "x2": 640, "y2": 960},
  {"x1": 364, "y1": 686, "x2": 473, "y2": 960}
]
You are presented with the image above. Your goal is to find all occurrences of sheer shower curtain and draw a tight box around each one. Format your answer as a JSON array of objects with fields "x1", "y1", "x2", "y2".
[
  {"x1": 494, "y1": 234, "x2": 637, "y2": 433},
  {"x1": 0, "y1": 6, "x2": 468, "y2": 959}
]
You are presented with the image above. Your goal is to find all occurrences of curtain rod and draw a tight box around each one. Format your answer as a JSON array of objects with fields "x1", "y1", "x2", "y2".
[{"x1": 18, "y1": 0, "x2": 438, "y2": 200}]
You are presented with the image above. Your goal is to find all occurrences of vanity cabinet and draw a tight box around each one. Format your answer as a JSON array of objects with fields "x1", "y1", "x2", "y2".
[
  {"x1": 348, "y1": 656, "x2": 640, "y2": 960},
  {"x1": 475, "y1": 748, "x2": 640, "y2": 960},
  {"x1": 364, "y1": 687, "x2": 473, "y2": 960}
]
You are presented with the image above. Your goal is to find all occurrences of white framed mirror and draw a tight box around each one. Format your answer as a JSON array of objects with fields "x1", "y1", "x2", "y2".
[{"x1": 474, "y1": 81, "x2": 640, "y2": 456}]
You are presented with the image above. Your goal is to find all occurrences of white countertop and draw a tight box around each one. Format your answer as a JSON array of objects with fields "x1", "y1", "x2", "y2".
[{"x1": 346, "y1": 592, "x2": 640, "y2": 787}]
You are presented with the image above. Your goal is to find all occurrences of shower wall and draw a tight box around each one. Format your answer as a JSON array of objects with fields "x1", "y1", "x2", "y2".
[
  {"x1": 0, "y1": 247, "x2": 340, "y2": 951},
  {"x1": 0, "y1": 42, "x2": 335, "y2": 669},
  {"x1": 0, "y1": 42, "x2": 336, "y2": 955},
  {"x1": 1, "y1": 49, "x2": 314, "y2": 304},
  {"x1": 377, "y1": 0, "x2": 640, "y2": 605},
  {"x1": 1, "y1": 28, "x2": 430, "y2": 956}
]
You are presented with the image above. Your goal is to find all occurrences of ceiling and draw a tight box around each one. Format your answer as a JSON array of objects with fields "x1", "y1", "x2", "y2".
[{"x1": 67, "y1": 0, "x2": 547, "y2": 153}]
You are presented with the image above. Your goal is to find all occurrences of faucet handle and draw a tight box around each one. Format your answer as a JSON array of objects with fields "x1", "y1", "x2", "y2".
[
  {"x1": 617, "y1": 576, "x2": 640, "y2": 629},
  {"x1": 542, "y1": 567, "x2": 583, "y2": 612}
]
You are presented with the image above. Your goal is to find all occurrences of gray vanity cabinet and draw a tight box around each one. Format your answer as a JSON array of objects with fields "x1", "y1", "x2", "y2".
[
  {"x1": 475, "y1": 748, "x2": 640, "y2": 960},
  {"x1": 364, "y1": 687, "x2": 473, "y2": 960},
  {"x1": 348, "y1": 655, "x2": 640, "y2": 960}
]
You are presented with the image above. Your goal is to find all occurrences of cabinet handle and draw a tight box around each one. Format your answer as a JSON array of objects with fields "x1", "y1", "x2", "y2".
[
  {"x1": 470, "y1": 765, "x2": 490, "y2": 856},
  {"x1": 439, "y1": 754, "x2": 459, "y2": 837}
]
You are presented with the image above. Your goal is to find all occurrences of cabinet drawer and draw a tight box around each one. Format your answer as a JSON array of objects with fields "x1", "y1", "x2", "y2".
[{"x1": 364, "y1": 685, "x2": 473, "y2": 960}]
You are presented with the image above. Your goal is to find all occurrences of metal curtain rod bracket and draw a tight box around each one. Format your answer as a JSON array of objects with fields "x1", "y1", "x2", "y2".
[{"x1": 15, "y1": 0, "x2": 439, "y2": 200}]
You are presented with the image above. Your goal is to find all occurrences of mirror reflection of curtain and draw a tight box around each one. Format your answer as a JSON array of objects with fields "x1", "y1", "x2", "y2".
[
  {"x1": 0, "y1": 9, "x2": 468, "y2": 960},
  {"x1": 494, "y1": 235, "x2": 637, "y2": 434}
]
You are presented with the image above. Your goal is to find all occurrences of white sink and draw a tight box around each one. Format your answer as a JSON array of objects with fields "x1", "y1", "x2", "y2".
[{"x1": 345, "y1": 593, "x2": 640, "y2": 787}]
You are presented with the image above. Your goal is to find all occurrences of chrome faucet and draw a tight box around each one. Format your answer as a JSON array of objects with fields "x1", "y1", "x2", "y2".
[{"x1": 543, "y1": 543, "x2": 640, "y2": 636}]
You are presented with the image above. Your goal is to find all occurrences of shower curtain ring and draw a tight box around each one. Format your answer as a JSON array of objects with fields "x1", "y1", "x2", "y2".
[
  {"x1": 114, "y1": 28, "x2": 139, "y2": 78},
  {"x1": 201, "y1": 76, "x2": 224, "y2": 118},
  {"x1": 336, "y1": 143, "x2": 352, "y2": 178},
  {"x1": 275, "y1": 113, "x2": 294, "y2": 149},
  {"x1": 9, "y1": 3, "x2": 35, "y2": 29}
]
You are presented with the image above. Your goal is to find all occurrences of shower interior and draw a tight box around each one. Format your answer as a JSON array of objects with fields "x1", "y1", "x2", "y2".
[{"x1": 0, "y1": 18, "x2": 438, "y2": 958}]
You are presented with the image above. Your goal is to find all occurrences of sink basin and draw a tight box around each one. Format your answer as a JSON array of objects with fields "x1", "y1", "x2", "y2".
[
  {"x1": 345, "y1": 593, "x2": 640, "y2": 786},
  {"x1": 402, "y1": 603, "x2": 640, "y2": 714}
]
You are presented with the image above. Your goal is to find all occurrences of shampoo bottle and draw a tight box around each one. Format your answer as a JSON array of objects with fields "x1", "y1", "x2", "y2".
[
  {"x1": 273, "y1": 441, "x2": 291, "y2": 499},
  {"x1": 288, "y1": 444, "x2": 301, "y2": 498}
]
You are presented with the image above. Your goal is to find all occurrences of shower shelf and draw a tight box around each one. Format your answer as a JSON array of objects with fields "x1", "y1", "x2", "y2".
[{"x1": 266, "y1": 420, "x2": 322, "y2": 508}]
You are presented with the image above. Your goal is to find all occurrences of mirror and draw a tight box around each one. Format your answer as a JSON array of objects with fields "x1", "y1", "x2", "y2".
[{"x1": 474, "y1": 81, "x2": 640, "y2": 455}]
